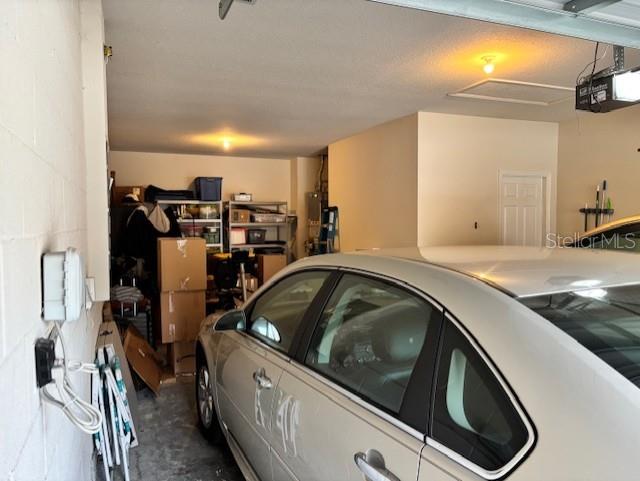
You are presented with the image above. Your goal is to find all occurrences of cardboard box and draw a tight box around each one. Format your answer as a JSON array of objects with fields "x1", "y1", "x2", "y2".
[
  {"x1": 159, "y1": 290, "x2": 205, "y2": 343},
  {"x1": 231, "y1": 209, "x2": 251, "y2": 223},
  {"x1": 123, "y1": 326, "x2": 163, "y2": 395},
  {"x1": 257, "y1": 254, "x2": 287, "y2": 285},
  {"x1": 158, "y1": 237, "x2": 207, "y2": 291},
  {"x1": 168, "y1": 341, "x2": 196, "y2": 376}
]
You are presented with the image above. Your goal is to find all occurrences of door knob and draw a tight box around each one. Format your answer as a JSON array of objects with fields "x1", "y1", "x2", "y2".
[
  {"x1": 252, "y1": 368, "x2": 273, "y2": 389},
  {"x1": 354, "y1": 450, "x2": 400, "y2": 481}
]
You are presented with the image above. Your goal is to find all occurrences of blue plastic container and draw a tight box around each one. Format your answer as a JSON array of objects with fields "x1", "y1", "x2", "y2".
[{"x1": 194, "y1": 177, "x2": 223, "y2": 201}]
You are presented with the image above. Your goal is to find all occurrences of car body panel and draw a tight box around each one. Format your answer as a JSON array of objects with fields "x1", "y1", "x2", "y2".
[
  {"x1": 418, "y1": 445, "x2": 485, "y2": 481},
  {"x1": 198, "y1": 247, "x2": 640, "y2": 480},
  {"x1": 215, "y1": 330, "x2": 288, "y2": 480},
  {"x1": 362, "y1": 245, "x2": 640, "y2": 297},
  {"x1": 270, "y1": 360, "x2": 428, "y2": 481}
]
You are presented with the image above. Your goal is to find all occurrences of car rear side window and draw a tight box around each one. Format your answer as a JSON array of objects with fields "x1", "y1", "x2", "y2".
[
  {"x1": 304, "y1": 274, "x2": 440, "y2": 415},
  {"x1": 431, "y1": 320, "x2": 530, "y2": 474},
  {"x1": 520, "y1": 284, "x2": 640, "y2": 388},
  {"x1": 248, "y1": 271, "x2": 330, "y2": 353}
]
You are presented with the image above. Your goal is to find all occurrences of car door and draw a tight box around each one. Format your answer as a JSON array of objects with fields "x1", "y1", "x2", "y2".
[
  {"x1": 269, "y1": 272, "x2": 456, "y2": 481},
  {"x1": 418, "y1": 314, "x2": 535, "y2": 481},
  {"x1": 215, "y1": 270, "x2": 333, "y2": 480}
]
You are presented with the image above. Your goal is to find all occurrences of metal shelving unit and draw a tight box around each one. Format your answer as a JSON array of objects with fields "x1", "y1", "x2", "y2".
[
  {"x1": 226, "y1": 200, "x2": 290, "y2": 257},
  {"x1": 157, "y1": 200, "x2": 224, "y2": 251}
]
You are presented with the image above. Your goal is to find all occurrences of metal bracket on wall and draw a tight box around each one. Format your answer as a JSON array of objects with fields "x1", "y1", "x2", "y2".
[
  {"x1": 593, "y1": 45, "x2": 626, "y2": 80},
  {"x1": 563, "y1": 0, "x2": 622, "y2": 13}
]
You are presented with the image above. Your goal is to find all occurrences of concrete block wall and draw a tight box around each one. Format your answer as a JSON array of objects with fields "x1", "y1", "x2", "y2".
[{"x1": 0, "y1": 1, "x2": 104, "y2": 480}]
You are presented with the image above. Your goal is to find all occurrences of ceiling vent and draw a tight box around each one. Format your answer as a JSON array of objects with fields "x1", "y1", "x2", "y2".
[{"x1": 448, "y1": 78, "x2": 575, "y2": 106}]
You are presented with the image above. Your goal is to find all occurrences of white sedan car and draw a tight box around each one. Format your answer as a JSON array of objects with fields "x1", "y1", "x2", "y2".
[{"x1": 195, "y1": 246, "x2": 640, "y2": 481}]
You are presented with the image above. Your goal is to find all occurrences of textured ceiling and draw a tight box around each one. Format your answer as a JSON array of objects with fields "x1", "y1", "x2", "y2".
[{"x1": 103, "y1": 0, "x2": 640, "y2": 157}]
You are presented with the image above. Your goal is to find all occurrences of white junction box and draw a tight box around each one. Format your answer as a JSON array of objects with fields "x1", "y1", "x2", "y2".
[{"x1": 42, "y1": 248, "x2": 86, "y2": 323}]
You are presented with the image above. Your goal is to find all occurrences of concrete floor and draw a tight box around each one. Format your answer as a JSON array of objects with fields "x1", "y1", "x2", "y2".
[{"x1": 103, "y1": 381, "x2": 244, "y2": 481}]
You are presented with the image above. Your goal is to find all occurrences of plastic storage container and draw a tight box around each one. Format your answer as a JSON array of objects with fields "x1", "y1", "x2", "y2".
[
  {"x1": 194, "y1": 177, "x2": 223, "y2": 201},
  {"x1": 198, "y1": 204, "x2": 220, "y2": 219},
  {"x1": 251, "y1": 213, "x2": 287, "y2": 223},
  {"x1": 247, "y1": 229, "x2": 267, "y2": 244},
  {"x1": 203, "y1": 226, "x2": 220, "y2": 245}
]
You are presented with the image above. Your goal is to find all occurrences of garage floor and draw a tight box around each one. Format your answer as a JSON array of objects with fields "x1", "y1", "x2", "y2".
[{"x1": 105, "y1": 381, "x2": 243, "y2": 481}]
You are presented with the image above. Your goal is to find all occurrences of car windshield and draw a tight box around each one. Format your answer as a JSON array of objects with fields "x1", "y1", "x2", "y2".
[{"x1": 520, "y1": 284, "x2": 640, "y2": 388}]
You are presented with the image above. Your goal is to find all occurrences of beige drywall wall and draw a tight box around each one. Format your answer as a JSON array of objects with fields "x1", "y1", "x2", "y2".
[
  {"x1": 109, "y1": 151, "x2": 292, "y2": 204},
  {"x1": 0, "y1": 1, "x2": 105, "y2": 479},
  {"x1": 329, "y1": 114, "x2": 419, "y2": 251},
  {"x1": 557, "y1": 104, "x2": 640, "y2": 236},
  {"x1": 417, "y1": 112, "x2": 559, "y2": 246},
  {"x1": 109, "y1": 150, "x2": 311, "y2": 256}
]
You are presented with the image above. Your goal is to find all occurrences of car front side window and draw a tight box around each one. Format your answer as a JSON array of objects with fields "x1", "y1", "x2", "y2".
[
  {"x1": 431, "y1": 320, "x2": 531, "y2": 475},
  {"x1": 304, "y1": 273, "x2": 440, "y2": 416},
  {"x1": 248, "y1": 270, "x2": 330, "y2": 353}
]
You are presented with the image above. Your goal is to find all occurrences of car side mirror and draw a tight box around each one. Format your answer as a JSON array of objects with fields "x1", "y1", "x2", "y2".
[{"x1": 215, "y1": 309, "x2": 246, "y2": 331}]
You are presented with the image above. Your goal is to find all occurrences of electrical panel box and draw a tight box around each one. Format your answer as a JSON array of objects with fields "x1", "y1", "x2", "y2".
[{"x1": 306, "y1": 192, "x2": 322, "y2": 223}]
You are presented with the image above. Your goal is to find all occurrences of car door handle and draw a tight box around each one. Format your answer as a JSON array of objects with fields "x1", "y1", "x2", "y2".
[
  {"x1": 354, "y1": 451, "x2": 401, "y2": 481},
  {"x1": 252, "y1": 368, "x2": 273, "y2": 389}
]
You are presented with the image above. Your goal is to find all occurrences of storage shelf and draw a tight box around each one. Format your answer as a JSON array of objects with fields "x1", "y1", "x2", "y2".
[
  {"x1": 228, "y1": 201, "x2": 287, "y2": 206},
  {"x1": 229, "y1": 222, "x2": 286, "y2": 227},
  {"x1": 157, "y1": 200, "x2": 222, "y2": 205},
  {"x1": 229, "y1": 243, "x2": 286, "y2": 249},
  {"x1": 206, "y1": 243, "x2": 223, "y2": 248},
  {"x1": 178, "y1": 218, "x2": 222, "y2": 223}
]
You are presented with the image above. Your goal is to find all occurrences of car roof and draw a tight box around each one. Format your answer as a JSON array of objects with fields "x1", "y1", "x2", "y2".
[
  {"x1": 576, "y1": 213, "x2": 640, "y2": 240},
  {"x1": 318, "y1": 246, "x2": 640, "y2": 297}
]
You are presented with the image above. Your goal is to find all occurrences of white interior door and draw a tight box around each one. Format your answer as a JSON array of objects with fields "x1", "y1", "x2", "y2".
[{"x1": 500, "y1": 175, "x2": 544, "y2": 246}]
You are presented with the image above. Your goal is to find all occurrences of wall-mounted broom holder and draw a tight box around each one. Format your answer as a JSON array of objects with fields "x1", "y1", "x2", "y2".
[
  {"x1": 579, "y1": 208, "x2": 614, "y2": 216},
  {"x1": 579, "y1": 207, "x2": 614, "y2": 232}
]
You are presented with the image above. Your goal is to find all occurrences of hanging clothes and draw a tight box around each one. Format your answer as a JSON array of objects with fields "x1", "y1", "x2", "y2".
[
  {"x1": 120, "y1": 204, "x2": 182, "y2": 289},
  {"x1": 123, "y1": 207, "x2": 157, "y2": 262},
  {"x1": 148, "y1": 205, "x2": 171, "y2": 233},
  {"x1": 163, "y1": 206, "x2": 182, "y2": 237}
]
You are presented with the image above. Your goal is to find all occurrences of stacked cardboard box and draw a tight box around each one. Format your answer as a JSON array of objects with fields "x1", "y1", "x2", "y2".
[
  {"x1": 157, "y1": 238, "x2": 206, "y2": 376},
  {"x1": 257, "y1": 254, "x2": 287, "y2": 285}
]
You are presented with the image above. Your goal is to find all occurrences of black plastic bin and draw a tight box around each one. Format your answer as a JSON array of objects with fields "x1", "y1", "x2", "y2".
[
  {"x1": 194, "y1": 177, "x2": 223, "y2": 201},
  {"x1": 247, "y1": 229, "x2": 267, "y2": 244}
]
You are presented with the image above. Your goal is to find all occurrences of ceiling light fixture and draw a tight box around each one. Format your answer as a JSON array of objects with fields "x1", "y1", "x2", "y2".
[
  {"x1": 482, "y1": 56, "x2": 496, "y2": 75},
  {"x1": 187, "y1": 131, "x2": 263, "y2": 150}
]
